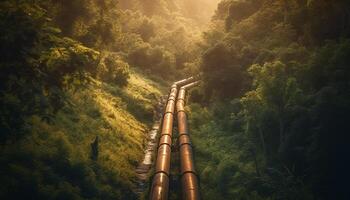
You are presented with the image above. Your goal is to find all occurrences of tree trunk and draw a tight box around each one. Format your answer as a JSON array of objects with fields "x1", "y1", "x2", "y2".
[
  {"x1": 247, "y1": 119, "x2": 261, "y2": 176},
  {"x1": 253, "y1": 149, "x2": 260, "y2": 177},
  {"x1": 258, "y1": 125, "x2": 266, "y2": 160},
  {"x1": 278, "y1": 117, "x2": 285, "y2": 153},
  {"x1": 91, "y1": 136, "x2": 99, "y2": 161}
]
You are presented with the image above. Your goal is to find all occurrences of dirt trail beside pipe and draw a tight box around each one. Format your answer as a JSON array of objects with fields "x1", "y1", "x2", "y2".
[{"x1": 134, "y1": 95, "x2": 167, "y2": 197}]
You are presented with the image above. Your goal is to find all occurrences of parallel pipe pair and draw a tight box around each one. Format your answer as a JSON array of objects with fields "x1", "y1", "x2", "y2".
[{"x1": 150, "y1": 77, "x2": 199, "y2": 200}]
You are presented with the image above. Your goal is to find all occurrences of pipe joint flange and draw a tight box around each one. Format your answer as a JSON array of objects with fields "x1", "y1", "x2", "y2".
[
  {"x1": 154, "y1": 171, "x2": 170, "y2": 178},
  {"x1": 163, "y1": 111, "x2": 174, "y2": 115},
  {"x1": 176, "y1": 109, "x2": 186, "y2": 114},
  {"x1": 180, "y1": 170, "x2": 199, "y2": 178}
]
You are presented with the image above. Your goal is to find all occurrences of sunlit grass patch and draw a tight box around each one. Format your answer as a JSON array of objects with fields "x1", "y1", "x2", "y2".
[
  {"x1": 0, "y1": 69, "x2": 163, "y2": 199},
  {"x1": 53, "y1": 71, "x2": 163, "y2": 181}
]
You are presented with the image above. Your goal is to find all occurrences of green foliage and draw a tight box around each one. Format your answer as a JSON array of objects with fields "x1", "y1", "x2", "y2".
[
  {"x1": 0, "y1": 120, "x2": 136, "y2": 200},
  {"x1": 48, "y1": 0, "x2": 120, "y2": 49},
  {"x1": 0, "y1": 1, "x2": 163, "y2": 198},
  {"x1": 0, "y1": 70, "x2": 162, "y2": 199},
  {"x1": 5, "y1": 0, "x2": 350, "y2": 199},
  {"x1": 202, "y1": 41, "x2": 249, "y2": 99},
  {"x1": 128, "y1": 44, "x2": 176, "y2": 78},
  {"x1": 98, "y1": 54, "x2": 130, "y2": 87},
  {"x1": 193, "y1": 0, "x2": 350, "y2": 199},
  {"x1": 0, "y1": 1, "x2": 99, "y2": 142},
  {"x1": 116, "y1": 1, "x2": 206, "y2": 80}
]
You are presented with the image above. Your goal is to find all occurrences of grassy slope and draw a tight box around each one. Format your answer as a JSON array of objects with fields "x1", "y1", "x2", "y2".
[
  {"x1": 0, "y1": 69, "x2": 164, "y2": 199},
  {"x1": 54, "y1": 69, "x2": 163, "y2": 179}
]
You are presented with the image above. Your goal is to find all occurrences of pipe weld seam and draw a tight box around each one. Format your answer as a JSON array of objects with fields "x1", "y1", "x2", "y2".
[
  {"x1": 163, "y1": 111, "x2": 174, "y2": 115},
  {"x1": 154, "y1": 171, "x2": 170, "y2": 177},
  {"x1": 161, "y1": 133, "x2": 172, "y2": 137},
  {"x1": 160, "y1": 134, "x2": 172, "y2": 138},
  {"x1": 176, "y1": 110, "x2": 186, "y2": 114},
  {"x1": 179, "y1": 142, "x2": 192, "y2": 148},
  {"x1": 158, "y1": 143, "x2": 171, "y2": 148},
  {"x1": 179, "y1": 142, "x2": 192, "y2": 147},
  {"x1": 178, "y1": 133, "x2": 189, "y2": 137},
  {"x1": 180, "y1": 170, "x2": 198, "y2": 177},
  {"x1": 179, "y1": 134, "x2": 190, "y2": 140}
]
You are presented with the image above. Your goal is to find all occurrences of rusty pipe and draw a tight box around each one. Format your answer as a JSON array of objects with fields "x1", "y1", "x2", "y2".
[
  {"x1": 165, "y1": 100, "x2": 176, "y2": 114},
  {"x1": 181, "y1": 81, "x2": 200, "y2": 90},
  {"x1": 177, "y1": 111, "x2": 188, "y2": 134},
  {"x1": 176, "y1": 83, "x2": 200, "y2": 200},
  {"x1": 150, "y1": 77, "x2": 197, "y2": 200},
  {"x1": 161, "y1": 113, "x2": 173, "y2": 136},
  {"x1": 150, "y1": 173, "x2": 169, "y2": 200},
  {"x1": 155, "y1": 144, "x2": 171, "y2": 175},
  {"x1": 181, "y1": 173, "x2": 200, "y2": 200},
  {"x1": 173, "y1": 76, "x2": 199, "y2": 86}
]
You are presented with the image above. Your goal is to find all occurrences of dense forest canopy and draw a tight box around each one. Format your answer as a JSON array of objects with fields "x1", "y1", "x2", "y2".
[
  {"x1": 189, "y1": 0, "x2": 350, "y2": 199},
  {"x1": 1, "y1": 0, "x2": 350, "y2": 199}
]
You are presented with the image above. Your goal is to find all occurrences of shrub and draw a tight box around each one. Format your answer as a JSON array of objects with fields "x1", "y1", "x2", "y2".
[
  {"x1": 0, "y1": 1, "x2": 99, "y2": 142},
  {"x1": 99, "y1": 55, "x2": 130, "y2": 87}
]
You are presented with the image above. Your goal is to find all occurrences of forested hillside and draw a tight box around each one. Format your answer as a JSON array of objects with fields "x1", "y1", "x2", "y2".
[
  {"x1": 0, "y1": 0, "x2": 221, "y2": 199},
  {"x1": 0, "y1": 0, "x2": 207, "y2": 199},
  {"x1": 1, "y1": 0, "x2": 349, "y2": 200},
  {"x1": 189, "y1": 0, "x2": 350, "y2": 199}
]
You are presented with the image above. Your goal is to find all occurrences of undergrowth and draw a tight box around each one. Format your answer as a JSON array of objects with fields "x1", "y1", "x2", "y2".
[{"x1": 0, "y1": 70, "x2": 162, "y2": 200}]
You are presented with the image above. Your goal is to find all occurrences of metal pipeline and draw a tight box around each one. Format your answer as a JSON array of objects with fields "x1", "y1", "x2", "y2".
[
  {"x1": 173, "y1": 76, "x2": 200, "y2": 87},
  {"x1": 176, "y1": 82, "x2": 200, "y2": 200},
  {"x1": 149, "y1": 77, "x2": 198, "y2": 200}
]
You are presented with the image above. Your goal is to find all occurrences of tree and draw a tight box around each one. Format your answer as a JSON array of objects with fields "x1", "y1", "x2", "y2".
[
  {"x1": 248, "y1": 61, "x2": 302, "y2": 153},
  {"x1": 201, "y1": 42, "x2": 247, "y2": 99}
]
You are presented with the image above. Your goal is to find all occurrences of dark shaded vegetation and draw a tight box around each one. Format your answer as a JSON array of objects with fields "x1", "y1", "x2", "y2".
[
  {"x1": 0, "y1": 0, "x2": 162, "y2": 199},
  {"x1": 0, "y1": 1, "x2": 99, "y2": 142},
  {"x1": 1, "y1": 0, "x2": 212, "y2": 199},
  {"x1": 189, "y1": 0, "x2": 350, "y2": 199},
  {"x1": 2, "y1": 0, "x2": 349, "y2": 199},
  {"x1": 0, "y1": 129, "x2": 136, "y2": 200}
]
